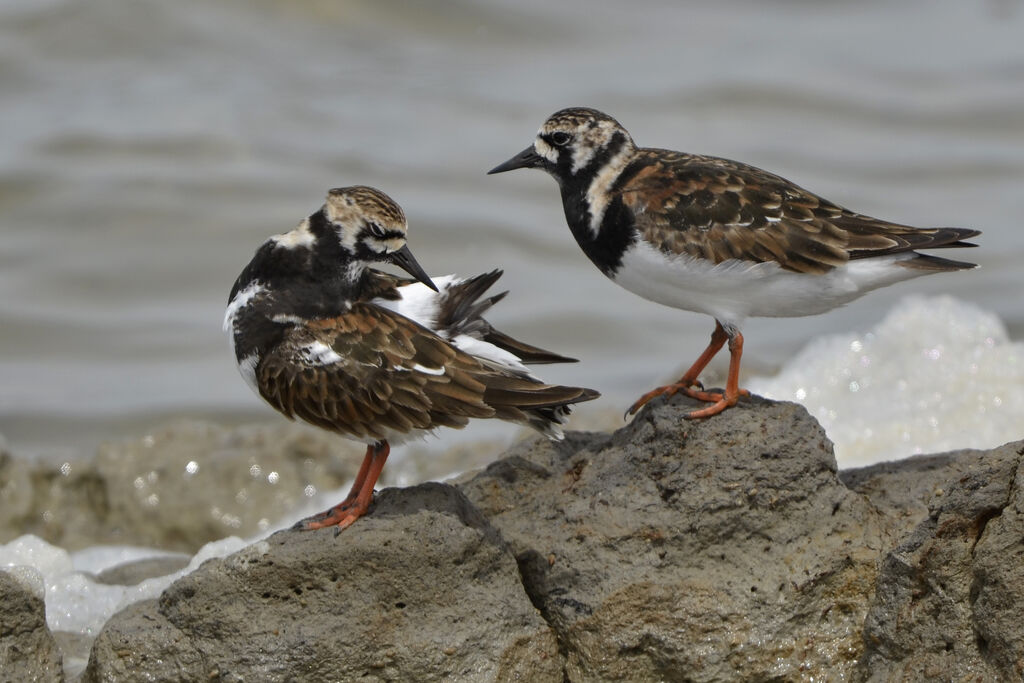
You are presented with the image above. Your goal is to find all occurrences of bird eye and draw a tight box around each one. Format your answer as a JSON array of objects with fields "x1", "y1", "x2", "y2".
[
  {"x1": 367, "y1": 222, "x2": 387, "y2": 238},
  {"x1": 550, "y1": 131, "x2": 572, "y2": 146}
]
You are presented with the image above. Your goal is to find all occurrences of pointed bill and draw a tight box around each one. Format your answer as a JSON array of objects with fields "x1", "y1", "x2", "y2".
[
  {"x1": 389, "y1": 244, "x2": 438, "y2": 291},
  {"x1": 487, "y1": 146, "x2": 544, "y2": 174}
]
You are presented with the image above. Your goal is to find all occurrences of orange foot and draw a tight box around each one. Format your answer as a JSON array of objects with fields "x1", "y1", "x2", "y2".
[
  {"x1": 626, "y1": 382, "x2": 750, "y2": 419},
  {"x1": 291, "y1": 441, "x2": 390, "y2": 534},
  {"x1": 293, "y1": 498, "x2": 369, "y2": 533},
  {"x1": 626, "y1": 323, "x2": 750, "y2": 420},
  {"x1": 625, "y1": 380, "x2": 707, "y2": 417},
  {"x1": 678, "y1": 387, "x2": 751, "y2": 419}
]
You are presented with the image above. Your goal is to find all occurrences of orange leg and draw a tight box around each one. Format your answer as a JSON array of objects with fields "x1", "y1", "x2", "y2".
[
  {"x1": 683, "y1": 330, "x2": 747, "y2": 419},
  {"x1": 626, "y1": 321, "x2": 749, "y2": 419},
  {"x1": 293, "y1": 441, "x2": 390, "y2": 532}
]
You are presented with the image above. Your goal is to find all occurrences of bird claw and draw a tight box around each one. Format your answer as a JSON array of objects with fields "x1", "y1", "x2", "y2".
[
  {"x1": 626, "y1": 378, "x2": 750, "y2": 420},
  {"x1": 293, "y1": 499, "x2": 365, "y2": 533},
  {"x1": 624, "y1": 378, "x2": 707, "y2": 419}
]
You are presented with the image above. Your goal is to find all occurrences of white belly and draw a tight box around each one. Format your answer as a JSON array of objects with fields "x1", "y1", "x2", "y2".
[{"x1": 612, "y1": 240, "x2": 927, "y2": 328}]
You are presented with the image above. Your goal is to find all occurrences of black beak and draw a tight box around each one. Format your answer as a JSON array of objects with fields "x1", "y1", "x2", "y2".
[
  {"x1": 487, "y1": 146, "x2": 544, "y2": 174},
  {"x1": 389, "y1": 244, "x2": 438, "y2": 291}
]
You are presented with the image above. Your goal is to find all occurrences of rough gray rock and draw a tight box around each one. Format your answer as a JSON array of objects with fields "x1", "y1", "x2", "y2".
[
  {"x1": 51, "y1": 396, "x2": 1024, "y2": 681},
  {"x1": 0, "y1": 421, "x2": 361, "y2": 553},
  {"x1": 457, "y1": 394, "x2": 892, "y2": 681},
  {"x1": 841, "y1": 450, "x2": 988, "y2": 542},
  {"x1": 858, "y1": 441, "x2": 1024, "y2": 680},
  {"x1": 0, "y1": 569, "x2": 63, "y2": 683},
  {"x1": 83, "y1": 483, "x2": 561, "y2": 683}
]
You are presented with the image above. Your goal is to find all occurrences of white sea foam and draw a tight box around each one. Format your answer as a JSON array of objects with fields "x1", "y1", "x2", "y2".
[
  {"x1": 0, "y1": 483, "x2": 352, "y2": 640},
  {"x1": 749, "y1": 295, "x2": 1024, "y2": 467},
  {"x1": 0, "y1": 534, "x2": 249, "y2": 637}
]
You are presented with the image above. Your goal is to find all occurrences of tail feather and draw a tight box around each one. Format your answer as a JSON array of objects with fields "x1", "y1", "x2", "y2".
[
  {"x1": 897, "y1": 253, "x2": 979, "y2": 272},
  {"x1": 439, "y1": 269, "x2": 583, "y2": 365},
  {"x1": 431, "y1": 268, "x2": 600, "y2": 439},
  {"x1": 845, "y1": 222, "x2": 981, "y2": 261},
  {"x1": 437, "y1": 270, "x2": 504, "y2": 336},
  {"x1": 482, "y1": 329, "x2": 580, "y2": 365},
  {"x1": 482, "y1": 380, "x2": 600, "y2": 441},
  {"x1": 483, "y1": 384, "x2": 598, "y2": 410}
]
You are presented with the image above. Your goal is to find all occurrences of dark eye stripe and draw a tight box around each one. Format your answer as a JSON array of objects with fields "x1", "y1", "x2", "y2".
[{"x1": 364, "y1": 226, "x2": 404, "y2": 240}]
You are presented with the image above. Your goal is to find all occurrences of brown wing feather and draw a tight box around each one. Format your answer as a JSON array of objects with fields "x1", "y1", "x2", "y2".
[
  {"x1": 257, "y1": 305, "x2": 492, "y2": 441},
  {"x1": 256, "y1": 303, "x2": 595, "y2": 442},
  {"x1": 832, "y1": 213, "x2": 980, "y2": 259},
  {"x1": 617, "y1": 149, "x2": 977, "y2": 275}
]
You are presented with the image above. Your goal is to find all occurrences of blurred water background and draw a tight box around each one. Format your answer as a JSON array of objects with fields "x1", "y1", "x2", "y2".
[{"x1": 2, "y1": 0, "x2": 1023, "y2": 465}]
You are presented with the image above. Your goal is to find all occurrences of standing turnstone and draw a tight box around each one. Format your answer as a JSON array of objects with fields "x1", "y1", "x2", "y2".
[
  {"x1": 224, "y1": 186, "x2": 598, "y2": 531},
  {"x1": 489, "y1": 107, "x2": 980, "y2": 419}
]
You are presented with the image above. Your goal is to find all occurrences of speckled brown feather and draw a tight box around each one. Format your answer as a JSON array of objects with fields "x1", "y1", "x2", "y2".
[
  {"x1": 256, "y1": 303, "x2": 592, "y2": 442},
  {"x1": 616, "y1": 149, "x2": 980, "y2": 275}
]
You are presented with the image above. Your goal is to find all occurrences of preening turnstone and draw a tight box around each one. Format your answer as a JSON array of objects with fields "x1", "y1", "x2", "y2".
[
  {"x1": 224, "y1": 186, "x2": 598, "y2": 531},
  {"x1": 489, "y1": 107, "x2": 981, "y2": 419}
]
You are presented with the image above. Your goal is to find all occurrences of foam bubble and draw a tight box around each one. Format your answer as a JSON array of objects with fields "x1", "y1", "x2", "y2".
[
  {"x1": 749, "y1": 296, "x2": 1024, "y2": 467},
  {"x1": 1, "y1": 534, "x2": 249, "y2": 636},
  {"x1": 0, "y1": 481, "x2": 352, "y2": 638}
]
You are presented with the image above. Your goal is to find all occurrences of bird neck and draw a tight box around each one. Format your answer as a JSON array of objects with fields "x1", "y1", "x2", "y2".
[
  {"x1": 304, "y1": 208, "x2": 374, "y2": 295},
  {"x1": 556, "y1": 141, "x2": 638, "y2": 277}
]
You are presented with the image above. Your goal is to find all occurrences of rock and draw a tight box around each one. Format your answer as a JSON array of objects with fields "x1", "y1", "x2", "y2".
[
  {"x1": 59, "y1": 396, "x2": 1024, "y2": 680},
  {"x1": 841, "y1": 450, "x2": 988, "y2": 542},
  {"x1": 0, "y1": 569, "x2": 63, "y2": 683},
  {"x1": 456, "y1": 395, "x2": 892, "y2": 681},
  {"x1": 83, "y1": 483, "x2": 561, "y2": 682},
  {"x1": 858, "y1": 441, "x2": 1024, "y2": 680},
  {"x1": 0, "y1": 421, "x2": 362, "y2": 553}
]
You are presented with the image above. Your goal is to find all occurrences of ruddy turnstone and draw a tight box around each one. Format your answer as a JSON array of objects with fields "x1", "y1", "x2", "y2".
[
  {"x1": 224, "y1": 186, "x2": 598, "y2": 531},
  {"x1": 489, "y1": 107, "x2": 980, "y2": 419}
]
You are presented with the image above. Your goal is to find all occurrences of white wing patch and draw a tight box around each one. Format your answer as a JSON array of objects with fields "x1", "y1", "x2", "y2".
[
  {"x1": 237, "y1": 352, "x2": 260, "y2": 394},
  {"x1": 452, "y1": 334, "x2": 536, "y2": 379},
  {"x1": 374, "y1": 273, "x2": 541, "y2": 379},
  {"x1": 223, "y1": 281, "x2": 265, "y2": 332},
  {"x1": 299, "y1": 341, "x2": 343, "y2": 366},
  {"x1": 373, "y1": 275, "x2": 459, "y2": 329}
]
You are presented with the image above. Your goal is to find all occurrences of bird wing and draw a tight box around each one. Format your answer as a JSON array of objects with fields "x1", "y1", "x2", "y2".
[
  {"x1": 615, "y1": 149, "x2": 978, "y2": 275},
  {"x1": 433, "y1": 269, "x2": 580, "y2": 365},
  {"x1": 256, "y1": 303, "x2": 591, "y2": 441}
]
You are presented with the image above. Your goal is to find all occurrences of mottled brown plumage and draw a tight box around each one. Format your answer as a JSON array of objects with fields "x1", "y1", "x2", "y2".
[
  {"x1": 620, "y1": 150, "x2": 978, "y2": 276},
  {"x1": 489, "y1": 107, "x2": 981, "y2": 420},
  {"x1": 257, "y1": 303, "x2": 591, "y2": 443},
  {"x1": 225, "y1": 186, "x2": 597, "y2": 531}
]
